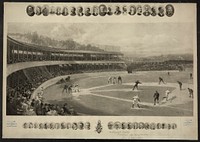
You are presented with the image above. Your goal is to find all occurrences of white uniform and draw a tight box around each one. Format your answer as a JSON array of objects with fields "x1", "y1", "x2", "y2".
[
  {"x1": 165, "y1": 90, "x2": 170, "y2": 101},
  {"x1": 74, "y1": 84, "x2": 80, "y2": 92},
  {"x1": 132, "y1": 95, "x2": 140, "y2": 108},
  {"x1": 108, "y1": 77, "x2": 112, "y2": 84},
  {"x1": 113, "y1": 77, "x2": 117, "y2": 84}
]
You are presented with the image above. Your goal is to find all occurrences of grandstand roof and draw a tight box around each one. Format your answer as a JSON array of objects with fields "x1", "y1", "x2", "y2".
[{"x1": 8, "y1": 36, "x2": 123, "y2": 55}]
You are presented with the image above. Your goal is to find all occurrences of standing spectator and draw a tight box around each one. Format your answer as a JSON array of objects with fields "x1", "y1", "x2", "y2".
[
  {"x1": 177, "y1": 81, "x2": 182, "y2": 90},
  {"x1": 190, "y1": 73, "x2": 193, "y2": 79},
  {"x1": 35, "y1": 102, "x2": 43, "y2": 115},
  {"x1": 59, "y1": 108, "x2": 65, "y2": 115},
  {"x1": 63, "y1": 103, "x2": 70, "y2": 114},
  {"x1": 21, "y1": 98, "x2": 29, "y2": 115},
  {"x1": 153, "y1": 91, "x2": 160, "y2": 105},
  {"x1": 188, "y1": 88, "x2": 193, "y2": 98}
]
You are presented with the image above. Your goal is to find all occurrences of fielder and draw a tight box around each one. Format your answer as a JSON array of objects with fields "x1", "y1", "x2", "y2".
[
  {"x1": 163, "y1": 90, "x2": 171, "y2": 102},
  {"x1": 131, "y1": 95, "x2": 141, "y2": 109},
  {"x1": 132, "y1": 80, "x2": 142, "y2": 91}
]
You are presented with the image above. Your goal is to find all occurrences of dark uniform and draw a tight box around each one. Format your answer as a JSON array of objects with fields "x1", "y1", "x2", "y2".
[
  {"x1": 190, "y1": 73, "x2": 193, "y2": 79},
  {"x1": 107, "y1": 7, "x2": 113, "y2": 16},
  {"x1": 132, "y1": 80, "x2": 142, "y2": 90},
  {"x1": 85, "y1": 8, "x2": 91, "y2": 16},
  {"x1": 118, "y1": 76, "x2": 122, "y2": 84},
  {"x1": 153, "y1": 91, "x2": 160, "y2": 105},
  {"x1": 188, "y1": 88, "x2": 193, "y2": 98},
  {"x1": 177, "y1": 81, "x2": 182, "y2": 90},
  {"x1": 159, "y1": 77, "x2": 165, "y2": 84},
  {"x1": 62, "y1": 84, "x2": 68, "y2": 93},
  {"x1": 114, "y1": 7, "x2": 121, "y2": 15}
]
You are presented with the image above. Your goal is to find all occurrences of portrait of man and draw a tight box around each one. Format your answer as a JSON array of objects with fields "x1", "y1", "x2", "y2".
[
  {"x1": 122, "y1": 5, "x2": 127, "y2": 15},
  {"x1": 151, "y1": 6, "x2": 157, "y2": 16},
  {"x1": 107, "y1": 6, "x2": 113, "y2": 16},
  {"x1": 92, "y1": 6, "x2": 98, "y2": 16},
  {"x1": 144, "y1": 123, "x2": 150, "y2": 130},
  {"x1": 42, "y1": 5, "x2": 49, "y2": 16},
  {"x1": 121, "y1": 122, "x2": 127, "y2": 129},
  {"x1": 166, "y1": 4, "x2": 174, "y2": 17},
  {"x1": 61, "y1": 122, "x2": 66, "y2": 129},
  {"x1": 99, "y1": 4, "x2": 107, "y2": 16},
  {"x1": 56, "y1": 7, "x2": 62, "y2": 16},
  {"x1": 168, "y1": 123, "x2": 171, "y2": 130},
  {"x1": 137, "y1": 5, "x2": 142, "y2": 16},
  {"x1": 26, "y1": 5, "x2": 35, "y2": 16},
  {"x1": 139, "y1": 122, "x2": 144, "y2": 129},
  {"x1": 29, "y1": 122, "x2": 33, "y2": 129},
  {"x1": 158, "y1": 6, "x2": 165, "y2": 17},
  {"x1": 150, "y1": 123, "x2": 156, "y2": 130},
  {"x1": 129, "y1": 5, "x2": 136, "y2": 16},
  {"x1": 114, "y1": 6, "x2": 121, "y2": 15},
  {"x1": 161, "y1": 123, "x2": 168, "y2": 129},
  {"x1": 50, "y1": 6, "x2": 56, "y2": 15},
  {"x1": 72, "y1": 123, "x2": 78, "y2": 130},
  {"x1": 85, "y1": 122, "x2": 90, "y2": 130},
  {"x1": 55, "y1": 123, "x2": 60, "y2": 129},
  {"x1": 62, "y1": 6, "x2": 68, "y2": 16},
  {"x1": 50, "y1": 123, "x2": 55, "y2": 129},
  {"x1": 108, "y1": 122, "x2": 113, "y2": 130},
  {"x1": 127, "y1": 122, "x2": 132, "y2": 129},
  {"x1": 78, "y1": 122, "x2": 84, "y2": 130},
  {"x1": 114, "y1": 122, "x2": 121, "y2": 129},
  {"x1": 66, "y1": 123, "x2": 72, "y2": 129},
  {"x1": 34, "y1": 123, "x2": 38, "y2": 129},
  {"x1": 44, "y1": 123, "x2": 50, "y2": 129},
  {"x1": 157, "y1": 123, "x2": 162, "y2": 129},
  {"x1": 171, "y1": 123, "x2": 177, "y2": 129},
  {"x1": 85, "y1": 7, "x2": 91, "y2": 17},
  {"x1": 70, "y1": 7, "x2": 76, "y2": 16},
  {"x1": 77, "y1": 6, "x2": 84, "y2": 16},
  {"x1": 35, "y1": 6, "x2": 42, "y2": 16},
  {"x1": 132, "y1": 122, "x2": 138, "y2": 129},
  {"x1": 23, "y1": 123, "x2": 28, "y2": 129},
  {"x1": 143, "y1": 5, "x2": 151, "y2": 16},
  {"x1": 39, "y1": 123, "x2": 44, "y2": 129}
]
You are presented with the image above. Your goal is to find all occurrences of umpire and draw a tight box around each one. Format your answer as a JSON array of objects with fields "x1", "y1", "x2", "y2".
[{"x1": 153, "y1": 91, "x2": 160, "y2": 105}]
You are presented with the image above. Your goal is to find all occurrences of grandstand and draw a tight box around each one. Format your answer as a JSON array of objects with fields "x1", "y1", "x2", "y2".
[{"x1": 6, "y1": 36, "x2": 126, "y2": 115}]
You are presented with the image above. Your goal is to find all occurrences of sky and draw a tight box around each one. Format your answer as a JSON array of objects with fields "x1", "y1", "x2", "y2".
[{"x1": 8, "y1": 23, "x2": 194, "y2": 57}]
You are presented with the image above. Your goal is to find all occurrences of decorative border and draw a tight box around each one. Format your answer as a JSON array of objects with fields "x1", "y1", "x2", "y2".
[
  {"x1": 23, "y1": 122, "x2": 91, "y2": 130},
  {"x1": 26, "y1": 4, "x2": 175, "y2": 17},
  {"x1": 22, "y1": 121, "x2": 177, "y2": 130}
]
